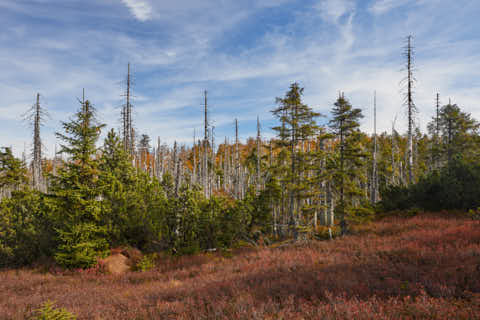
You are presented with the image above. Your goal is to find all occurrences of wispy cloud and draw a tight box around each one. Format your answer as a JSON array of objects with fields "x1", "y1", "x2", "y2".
[
  {"x1": 369, "y1": 0, "x2": 413, "y2": 15},
  {"x1": 121, "y1": 0, "x2": 152, "y2": 21},
  {"x1": 316, "y1": 0, "x2": 355, "y2": 23},
  {"x1": 1, "y1": 0, "x2": 480, "y2": 158}
]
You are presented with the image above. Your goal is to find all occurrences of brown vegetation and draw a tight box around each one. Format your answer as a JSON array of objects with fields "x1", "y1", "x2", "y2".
[{"x1": 1, "y1": 213, "x2": 479, "y2": 319}]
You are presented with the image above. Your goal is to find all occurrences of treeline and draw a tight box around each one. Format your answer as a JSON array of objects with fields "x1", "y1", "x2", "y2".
[{"x1": 1, "y1": 79, "x2": 480, "y2": 269}]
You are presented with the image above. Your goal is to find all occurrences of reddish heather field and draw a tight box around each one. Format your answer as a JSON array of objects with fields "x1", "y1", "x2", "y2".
[{"x1": 1, "y1": 213, "x2": 480, "y2": 319}]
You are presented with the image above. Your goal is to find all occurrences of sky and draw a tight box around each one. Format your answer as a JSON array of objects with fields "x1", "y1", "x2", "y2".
[{"x1": 0, "y1": 0, "x2": 479, "y2": 158}]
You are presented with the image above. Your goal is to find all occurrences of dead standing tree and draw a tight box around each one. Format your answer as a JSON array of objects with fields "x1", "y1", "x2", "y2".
[
  {"x1": 23, "y1": 93, "x2": 49, "y2": 191},
  {"x1": 121, "y1": 63, "x2": 135, "y2": 156},
  {"x1": 203, "y1": 90, "x2": 209, "y2": 197},
  {"x1": 401, "y1": 35, "x2": 418, "y2": 185},
  {"x1": 256, "y1": 116, "x2": 262, "y2": 192},
  {"x1": 371, "y1": 91, "x2": 378, "y2": 204}
]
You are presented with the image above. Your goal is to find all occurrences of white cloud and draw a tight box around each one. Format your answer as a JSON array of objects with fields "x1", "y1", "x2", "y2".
[
  {"x1": 121, "y1": 0, "x2": 152, "y2": 21},
  {"x1": 369, "y1": 0, "x2": 412, "y2": 15},
  {"x1": 2, "y1": 0, "x2": 480, "y2": 158},
  {"x1": 316, "y1": 0, "x2": 354, "y2": 23}
]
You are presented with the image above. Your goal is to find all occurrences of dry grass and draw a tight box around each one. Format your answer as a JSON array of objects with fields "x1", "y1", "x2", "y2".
[{"x1": 1, "y1": 213, "x2": 479, "y2": 319}]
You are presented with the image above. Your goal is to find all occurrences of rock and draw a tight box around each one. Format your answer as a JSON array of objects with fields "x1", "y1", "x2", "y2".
[
  {"x1": 121, "y1": 247, "x2": 143, "y2": 267},
  {"x1": 99, "y1": 253, "x2": 130, "y2": 275}
]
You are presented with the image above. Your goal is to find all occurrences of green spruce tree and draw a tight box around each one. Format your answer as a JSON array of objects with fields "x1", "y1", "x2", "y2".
[
  {"x1": 0, "y1": 147, "x2": 27, "y2": 190},
  {"x1": 329, "y1": 94, "x2": 365, "y2": 235},
  {"x1": 429, "y1": 103, "x2": 479, "y2": 165},
  {"x1": 51, "y1": 100, "x2": 108, "y2": 268},
  {"x1": 271, "y1": 83, "x2": 320, "y2": 237}
]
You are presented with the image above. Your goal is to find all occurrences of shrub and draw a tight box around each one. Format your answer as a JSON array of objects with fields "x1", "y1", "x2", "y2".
[
  {"x1": 32, "y1": 301, "x2": 76, "y2": 320},
  {"x1": 346, "y1": 202, "x2": 376, "y2": 225},
  {"x1": 381, "y1": 159, "x2": 480, "y2": 212},
  {"x1": 134, "y1": 253, "x2": 157, "y2": 272},
  {"x1": 0, "y1": 190, "x2": 56, "y2": 267},
  {"x1": 467, "y1": 207, "x2": 480, "y2": 220},
  {"x1": 314, "y1": 225, "x2": 340, "y2": 240}
]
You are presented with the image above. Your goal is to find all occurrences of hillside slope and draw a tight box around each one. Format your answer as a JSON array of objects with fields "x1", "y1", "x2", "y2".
[{"x1": 1, "y1": 213, "x2": 479, "y2": 319}]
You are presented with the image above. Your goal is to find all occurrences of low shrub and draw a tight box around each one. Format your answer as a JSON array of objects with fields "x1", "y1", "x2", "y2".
[
  {"x1": 134, "y1": 253, "x2": 158, "y2": 272},
  {"x1": 31, "y1": 301, "x2": 76, "y2": 320}
]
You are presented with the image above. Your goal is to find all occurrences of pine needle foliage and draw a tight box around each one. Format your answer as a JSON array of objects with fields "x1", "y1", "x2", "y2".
[
  {"x1": 50, "y1": 100, "x2": 108, "y2": 268},
  {"x1": 329, "y1": 94, "x2": 365, "y2": 235}
]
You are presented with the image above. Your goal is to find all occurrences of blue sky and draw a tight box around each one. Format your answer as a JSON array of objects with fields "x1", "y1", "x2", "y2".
[{"x1": 1, "y1": 0, "x2": 479, "y2": 157}]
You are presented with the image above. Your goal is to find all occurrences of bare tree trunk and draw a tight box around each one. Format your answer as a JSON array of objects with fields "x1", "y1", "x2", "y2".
[
  {"x1": 371, "y1": 91, "x2": 378, "y2": 204},
  {"x1": 405, "y1": 36, "x2": 416, "y2": 185},
  {"x1": 327, "y1": 181, "x2": 334, "y2": 227},
  {"x1": 122, "y1": 63, "x2": 134, "y2": 155},
  {"x1": 235, "y1": 118, "x2": 240, "y2": 199},
  {"x1": 24, "y1": 93, "x2": 48, "y2": 191},
  {"x1": 32, "y1": 93, "x2": 42, "y2": 190},
  {"x1": 256, "y1": 116, "x2": 262, "y2": 192},
  {"x1": 192, "y1": 130, "x2": 196, "y2": 184},
  {"x1": 203, "y1": 90, "x2": 209, "y2": 198},
  {"x1": 210, "y1": 126, "x2": 215, "y2": 196}
]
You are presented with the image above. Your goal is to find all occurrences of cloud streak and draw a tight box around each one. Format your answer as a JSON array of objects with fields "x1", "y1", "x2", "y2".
[
  {"x1": 0, "y1": 0, "x2": 480, "y2": 158},
  {"x1": 121, "y1": 0, "x2": 152, "y2": 21}
]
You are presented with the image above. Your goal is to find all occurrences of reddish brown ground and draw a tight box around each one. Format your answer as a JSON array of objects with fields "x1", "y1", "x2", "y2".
[{"x1": 1, "y1": 213, "x2": 479, "y2": 319}]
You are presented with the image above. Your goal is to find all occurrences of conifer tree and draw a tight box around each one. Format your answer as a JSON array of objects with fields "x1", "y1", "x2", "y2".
[
  {"x1": 99, "y1": 129, "x2": 138, "y2": 246},
  {"x1": 429, "y1": 102, "x2": 479, "y2": 164},
  {"x1": 51, "y1": 100, "x2": 108, "y2": 268},
  {"x1": 329, "y1": 94, "x2": 365, "y2": 235},
  {"x1": 0, "y1": 147, "x2": 28, "y2": 190},
  {"x1": 271, "y1": 83, "x2": 319, "y2": 236}
]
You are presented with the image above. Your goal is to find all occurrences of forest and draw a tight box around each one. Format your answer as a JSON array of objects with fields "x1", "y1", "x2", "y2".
[
  {"x1": 0, "y1": 37, "x2": 480, "y2": 268},
  {"x1": 1, "y1": 36, "x2": 480, "y2": 318}
]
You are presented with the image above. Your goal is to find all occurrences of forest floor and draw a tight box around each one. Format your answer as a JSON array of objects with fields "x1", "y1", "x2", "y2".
[{"x1": 1, "y1": 213, "x2": 480, "y2": 319}]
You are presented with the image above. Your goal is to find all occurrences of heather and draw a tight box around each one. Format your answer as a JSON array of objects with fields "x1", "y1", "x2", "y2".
[{"x1": 1, "y1": 213, "x2": 479, "y2": 319}]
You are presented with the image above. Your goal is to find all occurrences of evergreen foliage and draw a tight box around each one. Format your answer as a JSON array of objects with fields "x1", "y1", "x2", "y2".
[
  {"x1": 381, "y1": 158, "x2": 480, "y2": 212},
  {"x1": 0, "y1": 147, "x2": 28, "y2": 189},
  {"x1": 271, "y1": 83, "x2": 320, "y2": 236},
  {"x1": 428, "y1": 103, "x2": 479, "y2": 164},
  {"x1": 50, "y1": 100, "x2": 108, "y2": 268},
  {"x1": 0, "y1": 190, "x2": 55, "y2": 267},
  {"x1": 1, "y1": 83, "x2": 480, "y2": 269},
  {"x1": 33, "y1": 301, "x2": 77, "y2": 320},
  {"x1": 329, "y1": 94, "x2": 365, "y2": 234}
]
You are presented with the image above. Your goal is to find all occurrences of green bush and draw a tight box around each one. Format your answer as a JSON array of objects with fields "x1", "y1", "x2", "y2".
[
  {"x1": 381, "y1": 159, "x2": 480, "y2": 212},
  {"x1": 0, "y1": 190, "x2": 56, "y2": 267},
  {"x1": 134, "y1": 253, "x2": 157, "y2": 272},
  {"x1": 346, "y1": 202, "x2": 376, "y2": 225},
  {"x1": 32, "y1": 301, "x2": 76, "y2": 320},
  {"x1": 467, "y1": 207, "x2": 480, "y2": 220}
]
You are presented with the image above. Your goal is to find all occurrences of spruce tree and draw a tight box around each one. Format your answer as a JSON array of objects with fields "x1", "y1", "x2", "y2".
[
  {"x1": 329, "y1": 94, "x2": 365, "y2": 235},
  {"x1": 435, "y1": 103, "x2": 479, "y2": 164},
  {"x1": 0, "y1": 147, "x2": 28, "y2": 190},
  {"x1": 271, "y1": 83, "x2": 319, "y2": 236},
  {"x1": 51, "y1": 100, "x2": 108, "y2": 268},
  {"x1": 99, "y1": 129, "x2": 136, "y2": 246}
]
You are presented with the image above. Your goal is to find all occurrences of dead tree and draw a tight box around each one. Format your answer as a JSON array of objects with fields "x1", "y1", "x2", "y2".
[
  {"x1": 203, "y1": 90, "x2": 209, "y2": 197},
  {"x1": 173, "y1": 141, "x2": 180, "y2": 195},
  {"x1": 436, "y1": 93, "x2": 440, "y2": 137},
  {"x1": 235, "y1": 118, "x2": 240, "y2": 199},
  {"x1": 122, "y1": 63, "x2": 134, "y2": 155},
  {"x1": 256, "y1": 116, "x2": 262, "y2": 192},
  {"x1": 210, "y1": 126, "x2": 215, "y2": 195},
  {"x1": 24, "y1": 93, "x2": 48, "y2": 191},
  {"x1": 192, "y1": 130, "x2": 197, "y2": 184},
  {"x1": 402, "y1": 35, "x2": 417, "y2": 184},
  {"x1": 371, "y1": 91, "x2": 378, "y2": 204}
]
